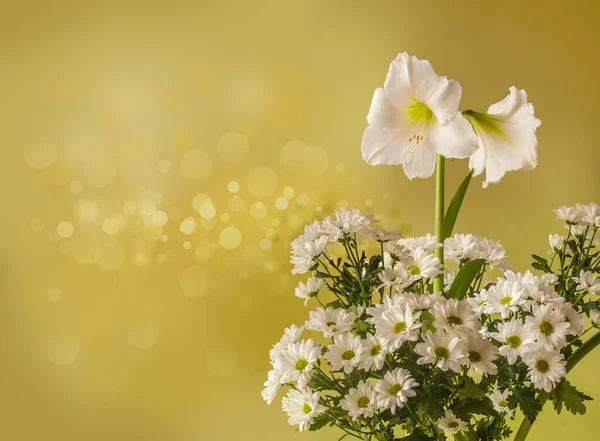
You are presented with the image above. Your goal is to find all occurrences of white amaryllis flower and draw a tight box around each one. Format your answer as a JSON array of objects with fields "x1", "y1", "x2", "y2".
[
  {"x1": 274, "y1": 339, "x2": 322, "y2": 389},
  {"x1": 488, "y1": 388, "x2": 514, "y2": 417},
  {"x1": 361, "y1": 53, "x2": 477, "y2": 179},
  {"x1": 375, "y1": 368, "x2": 419, "y2": 415},
  {"x1": 525, "y1": 304, "x2": 570, "y2": 350},
  {"x1": 306, "y1": 307, "x2": 356, "y2": 338},
  {"x1": 490, "y1": 318, "x2": 537, "y2": 365},
  {"x1": 325, "y1": 333, "x2": 364, "y2": 374},
  {"x1": 281, "y1": 388, "x2": 326, "y2": 432},
  {"x1": 340, "y1": 380, "x2": 377, "y2": 420},
  {"x1": 359, "y1": 334, "x2": 389, "y2": 371},
  {"x1": 374, "y1": 305, "x2": 422, "y2": 351},
  {"x1": 294, "y1": 277, "x2": 326, "y2": 306},
  {"x1": 573, "y1": 270, "x2": 600, "y2": 294},
  {"x1": 466, "y1": 86, "x2": 541, "y2": 188},
  {"x1": 437, "y1": 409, "x2": 468, "y2": 434},
  {"x1": 524, "y1": 348, "x2": 566, "y2": 392},
  {"x1": 414, "y1": 330, "x2": 467, "y2": 373}
]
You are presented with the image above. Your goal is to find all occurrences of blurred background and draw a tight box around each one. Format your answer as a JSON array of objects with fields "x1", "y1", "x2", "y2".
[{"x1": 1, "y1": 1, "x2": 599, "y2": 440}]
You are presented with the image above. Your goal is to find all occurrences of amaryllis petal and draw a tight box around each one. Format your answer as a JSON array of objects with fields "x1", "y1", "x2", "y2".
[{"x1": 428, "y1": 113, "x2": 478, "y2": 159}]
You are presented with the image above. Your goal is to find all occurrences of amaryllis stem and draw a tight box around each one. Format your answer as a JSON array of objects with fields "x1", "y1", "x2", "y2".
[
  {"x1": 513, "y1": 331, "x2": 600, "y2": 441},
  {"x1": 434, "y1": 154, "x2": 445, "y2": 293}
]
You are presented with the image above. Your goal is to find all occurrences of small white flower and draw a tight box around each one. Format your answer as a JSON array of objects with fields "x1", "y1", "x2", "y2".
[
  {"x1": 295, "y1": 277, "x2": 326, "y2": 306},
  {"x1": 444, "y1": 267, "x2": 457, "y2": 290},
  {"x1": 366, "y1": 227, "x2": 403, "y2": 242},
  {"x1": 524, "y1": 348, "x2": 566, "y2": 392},
  {"x1": 573, "y1": 270, "x2": 600, "y2": 294},
  {"x1": 359, "y1": 334, "x2": 389, "y2": 371},
  {"x1": 503, "y1": 270, "x2": 539, "y2": 297},
  {"x1": 540, "y1": 273, "x2": 559, "y2": 286},
  {"x1": 590, "y1": 310, "x2": 600, "y2": 327},
  {"x1": 437, "y1": 409, "x2": 468, "y2": 434},
  {"x1": 281, "y1": 388, "x2": 326, "y2": 432},
  {"x1": 366, "y1": 294, "x2": 405, "y2": 323},
  {"x1": 374, "y1": 305, "x2": 422, "y2": 351},
  {"x1": 325, "y1": 333, "x2": 364, "y2": 374},
  {"x1": 554, "y1": 206, "x2": 582, "y2": 225},
  {"x1": 486, "y1": 281, "x2": 527, "y2": 318},
  {"x1": 548, "y1": 234, "x2": 565, "y2": 254},
  {"x1": 559, "y1": 303, "x2": 584, "y2": 336},
  {"x1": 488, "y1": 388, "x2": 513, "y2": 417},
  {"x1": 404, "y1": 292, "x2": 443, "y2": 311},
  {"x1": 274, "y1": 339, "x2": 323, "y2": 389},
  {"x1": 414, "y1": 330, "x2": 467, "y2": 373},
  {"x1": 398, "y1": 234, "x2": 442, "y2": 252},
  {"x1": 321, "y1": 207, "x2": 375, "y2": 242},
  {"x1": 525, "y1": 304, "x2": 570, "y2": 350},
  {"x1": 378, "y1": 263, "x2": 418, "y2": 292},
  {"x1": 490, "y1": 318, "x2": 537, "y2": 364},
  {"x1": 465, "y1": 331, "x2": 499, "y2": 375},
  {"x1": 375, "y1": 368, "x2": 419, "y2": 415},
  {"x1": 467, "y1": 86, "x2": 541, "y2": 188},
  {"x1": 471, "y1": 237, "x2": 507, "y2": 269},
  {"x1": 467, "y1": 290, "x2": 488, "y2": 315},
  {"x1": 341, "y1": 380, "x2": 377, "y2": 420},
  {"x1": 578, "y1": 202, "x2": 600, "y2": 226},
  {"x1": 290, "y1": 235, "x2": 328, "y2": 275},
  {"x1": 262, "y1": 369, "x2": 284, "y2": 405},
  {"x1": 444, "y1": 233, "x2": 477, "y2": 262},
  {"x1": 361, "y1": 53, "x2": 477, "y2": 179},
  {"x1": 270, "y1": 325, "x2": 304, "y2": 361},
  {"x1": 433, "y1": 298, "x2": 480, "y2": 332},
  {"x1": 383, "y1": 242, "x2": 412, "y2": 267},
  {"x1": 306, "y1": 307, "x2": 356, "y2": 338},
  {"x1": 409, "y1": 247, "x2": 443, "y2": 281}
]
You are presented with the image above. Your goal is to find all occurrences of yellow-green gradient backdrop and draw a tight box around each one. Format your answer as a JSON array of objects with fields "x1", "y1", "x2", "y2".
[{"x1": 1, "y1": 1, "x2": 599, "y2": 440}]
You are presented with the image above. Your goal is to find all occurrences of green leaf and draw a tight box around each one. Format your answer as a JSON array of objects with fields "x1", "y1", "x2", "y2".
[
  {"x1": 395, "y1": 430, "x2": 432, "y2": 441},
  {"x1": 551, "y1": 379, "x2": 593, "y2": 415},
  {"x1": 531, "y1": 255, "x2": 552, "y2": 272},
  {"x1": 443, "y1": 169, "x2": 474, "y2": 239},
  {"x1": 457, "y1": 383, "x2": 487, "y2": 399},
  {"x1": 513, "y1": 388, "x2": 542, "y2": 424},
  {"x1": 447, "y1": 259, "x2": 486, "y2": 299},
  {"x1": 308, "y1": 413, "x2": 333, "y2": 431}
]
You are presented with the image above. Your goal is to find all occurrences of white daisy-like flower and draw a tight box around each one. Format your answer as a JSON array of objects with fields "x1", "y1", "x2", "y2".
[
  {"x1": 321, "y1": 207, "x2": 375, "y2": 242},
  {"x1": 471, "y1": 237, "x2": 507, "y2": 269},
  {"x1": 262, "y1": 369, "x2": 284, "y2": 405},
  {"x1": 488, "y1": 388, "x2": 514, "y2": 417},
  {"x1": 465, "y1": 331, "x2": 498, "y2": 375},
  {"x1": 548, "y1": 234, "x2": 565, "y2": 254},
  {"x1": 408, "y1": 247, "x2": 443, "y2": 281},
  {"x1": 432, "y1": 298, "x2": 480, "y2": 332},
  {"x1": 590, "y1": 310, "x2": 600, "y2": 327},
  {"x1": 527, "y1": 283, "x2": 565, "y2": 310},
  {"x1": 366, "y1": 294, "x2": 405, "y2": 323},
  {"x1": 403, "y1": 292, "x2": 442, "y2": 311},
  {"x1": 397, "y1": 234, "x2": 442, "y2": 252},
  {"x1": 444, "y1": 233, "x2": 477, "y2": 262},
  {"x1": 523, "y1": 348, "x2": 566, "y2": 392},
  {"x1": 374, "y1": 305, "x2": 422, "y2": 351},
  {"x1": 359, "y1": 334, "x2": 389, "y2": 371},
  {"x1": 383, "y1": 242, "x2": 412, "y2": 267},
  {"x1": 573, "y1": 270, "x2": 600, "y2": 294},
  {"x1": 466, "y1": 86, "x2": 541, "y2": 188},
  {"x1": 366, "y1": 227, "x2": 403, "y2": 243},
  {"x1": 467, "y1": 290, "x2": 488, "y2": 316},
  {"x1": 290, "y1": 235, "x2": 329, "y2": 275},
  {"x1": 559, "y1": 303, "x2": 584, "y2": 336},
  {"x1": 437, "y1": 409, "x2": 468, "y2": 434},
  {"x1": 325, "y1": 333, "x2": 364, "y2": 374},
  {"x1": 375, "y1": 368, "x2": 419, "y2": 415},
  {"x1": 340, "y1": 380, "x2": 377, "y2": 420},
  {"x1": 486, "y1": 281, "x2": 527, "y2": 318},
  {"x1": 578, "y1": 202, "x2": 600, "y2": 226},
  {"x1": 414, "y1": 330, "x2": 467, "y2": 372},
  {"x1": 490, "y1": 318, "x2": 537, "y2": 364},
  {"x1": 361, "y1": 52, "x2": 477, "y2": 179},
  {"x1": 503, "y1": 270, "x2": 539, "y2": 297},
  {"x1": 306, "y1": 307, "x2": 356, "y2": 338},
  {"x1": 274, "y1": 339, "x2": 322, "y2": 389},
  {"x1": 378, "y1": 263, "x2": 418, "y2": 292},
  {"x1": 525, "y1": 304, "x2": 570, "y2": 350},
  {"x1": 270, "y1": 325, "x2": 304, "y2": 361},
  {"x1": 554, "y1": 206, "x2": 582, "y2": 225},
  {"x1": 294, "y1": 277, "x2": 326, "y2": 306},
  {"x1": 444, "y1": 267, "x2": 457, "y2": 290},
  {"x1": 281, "y1": 388, "x2": 326, "y2": 432},
  {"x1": 540, "y1": 273, "x2": 559, "y2": 286}
]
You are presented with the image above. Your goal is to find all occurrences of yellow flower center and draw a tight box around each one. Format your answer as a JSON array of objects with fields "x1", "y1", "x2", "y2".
[
  {"x1": 500, "y1": 296, "x2": 513, "y2": 306},
  {"x1": 540, "y1": 321, "x2": 554, "y2": 336},
  {"x1": 389, "y1": 384, "x2": 402, "y2": 395},
  {"x1": 342, "y1": 350, "x2": 355, "y2": 360},
  {"x1": 357, "y1": 396, "x2": 370, "y2": 408},
  {"x1": 371, "y1": 344, "x2": 382, "y2": 356},
  {"x1": 536, "y1": 359, "x2": 550, "y2": 373},
  {"x1": 408, "y1": 265, "x2": 420, "y2": 275},
  {"x1": 303, "y1": 403, "x2": 312, "y2": 414},
  {"x1": 448, "y1": 422, "x2": 459, "y2": 429},
  {"x1": 435, "y1": 346, "x2": 450, "y2": 359},
  {"x1": 507, "y1": 335, "x2": 522, "y2": 348},
  {"x1": 394, "y1": 321, "x2": 407, "y2": 334},
  {"x1": 469, "y1": 351, "x2": 482, "y2": 363},
  {"x1": 295, "y1": 359, "x2": 308, "y2": 370},
  {"x1": 448, "y1": 316, "x2": 463, "y2": 325}
]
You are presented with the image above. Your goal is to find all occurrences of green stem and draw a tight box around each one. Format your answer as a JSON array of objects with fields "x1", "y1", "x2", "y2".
[
  {"x1": 513, "y1": 331, "x2": 600, "y2": 441},
  {"x1": 434, "y1": 154, "x2": 445, "y2": 293}
]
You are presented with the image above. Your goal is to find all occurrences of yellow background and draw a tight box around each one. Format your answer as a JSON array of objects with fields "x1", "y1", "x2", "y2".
[{"x1": 1, "y1": 1, "x2": 599, "y2": 440}]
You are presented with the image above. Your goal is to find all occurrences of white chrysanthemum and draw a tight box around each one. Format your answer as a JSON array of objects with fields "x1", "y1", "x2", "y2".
[
  {"x1": 374, "y1": 305, "x2": 422, "y2": 351},
  {"x1": 540, "y1": 273, "x2": 559, "y2": 286},
  {"x1": 414, "y1": 330, "x2": 467, "y2": 372},
  {"x1": 270, "y1": 325, "x2": 304, "y2": 361},
  {"x1": 262, "y1": 369, "x2": 284, "y2": 405},
  {"x1": 573, "y1": 270, "x2": 600, "y2": 294},
  {"x1": 432, "y1": 298, "x2": 480, "y2": 332},
  {"x1": 489, "y1": 388, "x2": 514, "y2": 417},
  {"x1": 525, "y1": 304, "x2": 570, "y2": 350},
  {"x1": 486, "y1": 281, "x2": 527, "y2": 318},
  {"x1": 359, "y1": 334, "x2": 389, "y2": 371},
  {"x1": 437, "y1": 409, "x2": 468, "y2": 434},
  {"x1": 274, "y1": 339, "x2": 322, "y2": 389},
  {"x1": 281, "y1": 388, "x2": 326, "y2": 432},
  {"x1": 490, "y1": 318, "x2": 536, "y2": 365},
  {"x1": 503, "y1": 270, "x2": 540, "y2": 297},
  {"x1": 325, "y1": 333, "x2": 364, "y2": 374},
  {"x1": 524, "y1": 348, "x2": 566, "y2": 392},
  {"x1": 471, "y1": 237, "x2": 507, "y2": 269},
  {"x1": 383, "y1": 242, "x2": 412, "y2": 267},
  {"x1": 467, "y1": 86, "x2": 541, "y2": 188},
  {"x1": 465, "y1": 331, "x2": 498, "y2": 375},
  {"x1": 467, "y1": 290, "x2": 488, "y2": 315},
  {"x1": 378, "y1": 263, "x2": 418, "y2": 292},
  {"x1": 295, "y1": 277, "x2": 326, "y2": 306},
  {"x1": 341, "y1": 380, "x2": 377, "y2": 420},
  {"x1": 366, "y1": 294, "x2": 405, "y2": 323},
  {"x1": 397, "y1": 234, "x2": 442, "y2": 252},
  {"x1": 306, "y1": 307, "x2": 356, "y2": 338},
  {"x1": 366, "y1": 227, "x2": 403, "y2": 243},
  {"x1": 320, "y1": 207, "x2": 375, "y2": 242},
  {"x1": 548, "y1": 234, "x2": 565, "y2": 254},
  {"x1": 590, "y1": 310, "x2": 600, "y2": 327},
  {"x1": 361, "y1": 53, "x2": 477, "y2": 179},
  {"x1": 444, "y1": 267, "x2": 457, "y2": 290},
  {"x1": 559, "y1": 303, "x2": 584, "y2": 336},
  {"x1": 527, "y1": 284, "x2": 565, "y2": 311},
  {"x1": 578, "y1": 202, "x2": 600, "y2": 226},
  {"x1": 290, "y1": 235, "x2": 328, "y2": 275},
  {"x1": 554, "y1": 206, "x2": 582, "y2": 225},
  {"x1": 404, "y1": 292, "x2": 442, "y2": 311},
  {"x1": 409, "y1": 247, "x2": 443, "y2": 281},
  {"x1": 375, "y1": 368, "x2": 419, "y2": 415},
  {"x1": 444, "y1": 233, "x2": 477, "y2": 262}
]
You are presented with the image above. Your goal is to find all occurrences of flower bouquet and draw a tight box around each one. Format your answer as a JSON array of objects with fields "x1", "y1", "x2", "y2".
[{"x1": 262, "y1": 53, "x2": 600, "y2": 441}]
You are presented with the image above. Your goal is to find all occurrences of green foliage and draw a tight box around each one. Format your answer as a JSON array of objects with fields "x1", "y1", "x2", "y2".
[
  {"x1": 443, "y1": 169, "x2": 474, "y2": 239},
  {"x1": 309, "y1": 413, "x2": 333, "y2": 431},
  {"x1": 512, "y1": 387, "x2": 542, "y2": 424},
  {"x1": 551, "y1": 379, "x2": 593, "y2": 415},
  {"x1": 447, "y1": 259, "x2": 486, "y2": 299}
]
